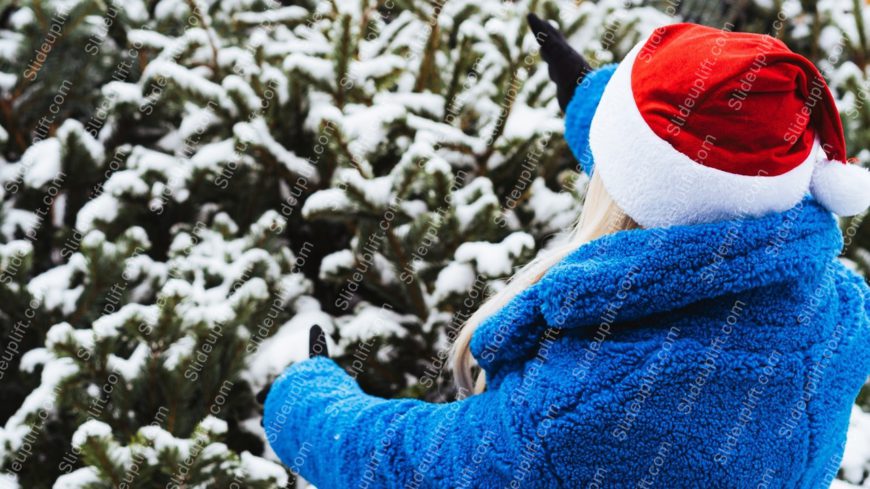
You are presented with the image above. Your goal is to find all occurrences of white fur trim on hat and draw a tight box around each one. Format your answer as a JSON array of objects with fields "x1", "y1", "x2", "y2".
[
  {"x1": 810, "y1": 159, "x2": 870, "y2": 217},
  {"x1": 589, "y1": 40, "x2": 817, "y2": 228}
]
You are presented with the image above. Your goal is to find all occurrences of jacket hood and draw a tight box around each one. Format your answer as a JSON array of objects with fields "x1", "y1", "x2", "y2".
[
  {"x1": 564, "y1": 63, "x2": 617, "y2": 175},
  {"x1": 470, "y1": 198, "x2": 844, "y2": 377}
]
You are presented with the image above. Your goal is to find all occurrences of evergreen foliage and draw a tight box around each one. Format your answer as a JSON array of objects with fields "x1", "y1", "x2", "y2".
[{"x1": 0, "y1": 0, "x2": 867, "y2": 486}]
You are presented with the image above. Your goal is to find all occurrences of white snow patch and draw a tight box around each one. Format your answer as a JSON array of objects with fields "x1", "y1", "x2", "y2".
[
  {"x1": 108, "y1": 343, "x2": 150, "y2": 380},
  {"x1": 320, "y1": 250, "x2": 356, "y2": 278},
  {"x1": 52, "y1": 467, "x2": 100, "y2": 489},
  {"x1": 244, "y1": 310, "x2": 334, "y2": 389},
  {"x1": 3, "y1": 357, "x2": 77, "y2": 452},
  {"x1": 302, "y1": 188, "x2": 354, "y2": 217},
  {"x1": 75, "y1": 193, "x2": 119, "y2": 232},
  {"x1": 501, "y1": 105, "x2": 562, "y2": 141},
  {"x1": 58, "y1": 120, "x2": 105, "y2": 164},
  {"x1": 28, "y1": 266, "x2": 84, "y2": 315},
  {"x1": 240, "y1": 451, "x2": 290, "y2": 484},
  {"x1": 340, "y1": 304, "x2": 406, "y2": 342},
  {"x1": 72, "y1": 420, "x2": 112, "y2": 448},
  {"x1": 19, "y1": 348, "x2": 51, "y2": 374},
  {"x1": 198, "y1": 415, "x2": 228, "y2": 435},
  {"x1": 234, "y1": 119, "x2": 318, "y2": 180},
  {"x1": 284, "y1": 53, "x2": 335, "y2": 84},
  {"x1": 432, "y1": 262, "x2": 476, "y2": 303},
  {"x1": 235, "y1": 6, "x2": 307, "y2": 24},
  {"x1": 841, "y1": 406, "x2": 870, "y2": 484},
  {"x1": 20, "y1": 139, "x2": 62, "y2": 189},
  {"x1": 454, "y1": 232, "x2": 534, "y2": 277},
  {"x1": 142, "y1": 60, "x2": 234, "y2": 114},
  {"x1": 163, "y1": 336, "x2": 197, "y2": 371}
]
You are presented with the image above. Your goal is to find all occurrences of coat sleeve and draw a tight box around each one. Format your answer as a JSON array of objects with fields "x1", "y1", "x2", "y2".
[{"x1": 263, "y1": 357, "x2": 516, "y2": 488}]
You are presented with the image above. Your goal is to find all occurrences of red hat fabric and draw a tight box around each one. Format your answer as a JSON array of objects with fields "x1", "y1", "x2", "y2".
[{"x1": 588, "y1": 23, "x2": 870, "y2": 227}]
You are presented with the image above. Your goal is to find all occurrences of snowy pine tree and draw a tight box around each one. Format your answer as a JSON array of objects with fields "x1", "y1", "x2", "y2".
[{"x1": 0, "y1": 0, "x2": 867, "y2": 487}]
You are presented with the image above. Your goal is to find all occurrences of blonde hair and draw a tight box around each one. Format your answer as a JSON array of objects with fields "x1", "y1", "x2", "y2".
[{"x1": 450, "y1": 171, "x2": 639, "y2": 393}]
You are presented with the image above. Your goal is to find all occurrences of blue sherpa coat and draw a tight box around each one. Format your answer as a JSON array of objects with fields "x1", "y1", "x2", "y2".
[{"x1": 264, "y1": 66, "x2": 870, "y2": 488}]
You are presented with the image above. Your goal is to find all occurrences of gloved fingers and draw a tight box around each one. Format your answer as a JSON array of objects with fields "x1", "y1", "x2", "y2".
[
  {"x1": 256, "y1": 382, "x2": 271, "y2": 405},
  {"x1": 528, "y1": 14, "x2": 578, "y2": 61},
  {"x1": 527, "y1": 13, "x2": 591, "y2": 111},
  {"x1": 309, "y1": 324, "x2": 329, "y2": 358},
  {"x1": 257, "y1": 323, "x2": 328, "y2": 413}
]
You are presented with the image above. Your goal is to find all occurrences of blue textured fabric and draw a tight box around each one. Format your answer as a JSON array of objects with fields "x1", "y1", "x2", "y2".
[
  {"x1": 264, "y1": 198, "x2": 870, "y2": 488},
  {"x1": 564, "y1": 63, "x2": 618, "y2": 175}
]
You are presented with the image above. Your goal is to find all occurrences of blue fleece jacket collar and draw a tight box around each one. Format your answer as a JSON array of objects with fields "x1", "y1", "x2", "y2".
[{"x1": 470, "y1": 198, "x2": 843, "y2": 377}]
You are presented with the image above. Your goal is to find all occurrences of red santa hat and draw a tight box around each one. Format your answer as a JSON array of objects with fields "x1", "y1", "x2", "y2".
[{"x1": 589, "y1": 23, "x2": 870, "y2": 227}]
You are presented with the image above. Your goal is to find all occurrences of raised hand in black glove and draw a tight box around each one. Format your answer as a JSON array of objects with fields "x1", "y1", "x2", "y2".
[
  {"x1": 308, "y1": 324, "x2": 328, "y2": 358},
  {"x1": 527, "y1": 13, "x2": 592, "y2": 112},
  {"x1": 258, "y1": 325, "x2": 329, "y2": 419}
]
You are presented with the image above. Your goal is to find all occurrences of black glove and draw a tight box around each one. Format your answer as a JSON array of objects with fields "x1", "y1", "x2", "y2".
[
  {"x1": 527, "y1": 13, "x2": 591, "y2": 112},
  {"x1": 258, "y1": 325, "x2": 330, "y2": 419},
  {"x1": 308, "y1": 324, "x2": 329, "y2": 358}
]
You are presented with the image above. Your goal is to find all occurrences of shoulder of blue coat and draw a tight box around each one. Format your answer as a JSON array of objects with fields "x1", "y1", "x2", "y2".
[
  {"x1": 469, "y1": 285, "x2": 544, "y2": 384},
  {"x1": 564, "y1": 63, "x2": 618, "y2": 175},
  {"x1": 279, "y1": 355, "x2": 343, "y2": 378},
  {"x1": 268, "y1": 356, "x2": 358, "y2": 403}
]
